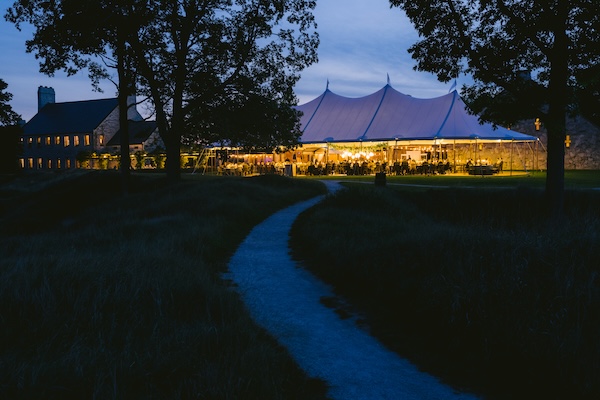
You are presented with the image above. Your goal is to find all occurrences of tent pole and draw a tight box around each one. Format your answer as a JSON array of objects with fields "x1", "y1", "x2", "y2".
[
  {"x1": 510, "y1": 140, "x2": 514, "y2": 176},
  {"x1": 470, "y1": 140, "x2": 474, "y2": 162},
  {"x1": 533, "y1": 142, "x2": 538, "y2": 169},
  {"x1": 453, "y1": 140, "x2": 456, "y2": 173},
  {"x1": 535, "y1": 139, "x2": 539, "y2": 172}
]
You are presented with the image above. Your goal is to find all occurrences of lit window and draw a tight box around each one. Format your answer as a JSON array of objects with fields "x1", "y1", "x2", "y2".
[
  {"x1": 37, "y1": 137, "x2": 42, "y2": 147},
  {"x1": 57, "y1": 159, "x2": 61, "y2": 169},
  {"x1": 47, "y1": 159, "x2": 52, "y2": 169},
  {"x1": 19, "y1": 159, "x2": 25, "y2": 169},
  {"x1": 64, "y1": 136, "x2": 70, "y2": 147},
  {"x1": 37, "y1": 158, "x2": 43, "y2": 169},
  {"x1": 84, "y1": 134, "x2": 90, "y2": 146},
  {"x1": 28, "y1": 158, "x2": 33, "y2": 168},
  {"x1": 74, "y1": 135, "x2": 80, "y2": 146},
  {"x1": 55, "y1": 136, "x2": 60, "y2": 145},
  {"x1": 28, "y1": 137, "x2": 33, "y2": 148},
  {"x1": 66, "y1": 158, "x2": 71, "y2": 169},
  {"x1": 45, "y1": 136, "x2": 51, "y2": 145},
  {"x1": 98, "y1": 134, "x2": 104, "y2": 145}
]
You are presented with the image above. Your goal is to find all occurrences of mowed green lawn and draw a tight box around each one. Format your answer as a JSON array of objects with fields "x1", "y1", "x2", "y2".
[
  {"x1": 0, "y1": 171, "x2": 329, "y2": 399},
  {"x1": 312, "y1": 169, "x2": 600, "y2": 189}
]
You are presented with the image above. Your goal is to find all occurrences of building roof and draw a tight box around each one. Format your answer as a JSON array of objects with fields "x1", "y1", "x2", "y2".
[
  {"x1": 296, "y1": 84, "x2": 537, "y2": 143},
  {"x1": 23, "y1": 98, "x2": 119, "y2": 135},
  {"x1": 107, "y1": 120, "x2": 158, "y2": 146}
]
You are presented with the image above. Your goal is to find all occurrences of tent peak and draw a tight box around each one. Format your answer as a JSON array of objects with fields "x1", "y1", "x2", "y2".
[{"x1": 295, "y1": 80, "x2": 538, "y2": 143}]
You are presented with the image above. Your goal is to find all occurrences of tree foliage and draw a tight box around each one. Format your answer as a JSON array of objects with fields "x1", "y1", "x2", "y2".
[
  {"x1": 0, "y1": 79, "x2": 21, "y2": 172},
  {"x1": 129, "y1": 0, "x2": 318, "y2": 179},
  {"x1": 389, "y1": 0, "x2": 600, "y2": 213},
  {"x1": 6, "y1": 0, "x2": 319, "y2": 182},
  {"x1": 6, "y1": 0, "x2": 151, "y2": 187},
  {"x1": 0, "y1": 79, "x2": 21, "y2": 127},
  {"x1": 186, "y1": 91, "x2": 304, "y2": 153}
]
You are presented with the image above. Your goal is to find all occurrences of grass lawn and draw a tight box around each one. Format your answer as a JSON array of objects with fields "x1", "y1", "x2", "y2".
[
  {"x1": 291, "y1": 171, "x2": 600, "y2": 399},
  {"x1": 0, "y1": 171, "x2": 329, "y2": 399},
  {"x1": 311, "y1": 169, "x2": 600, "y2": 189}
]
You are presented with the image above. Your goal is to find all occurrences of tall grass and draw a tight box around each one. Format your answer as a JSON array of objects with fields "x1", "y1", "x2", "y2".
[
  {"x1": 0, "y1": 171, "x2": 328, "y2": 399},
  {"x1": 290, "y1": 184, "x2": 600, "y2": 399}
]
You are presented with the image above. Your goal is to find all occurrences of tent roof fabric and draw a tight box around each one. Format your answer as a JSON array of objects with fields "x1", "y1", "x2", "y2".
[{"x1": 295, "y1": 84, "x2": 537, "y2": 143}]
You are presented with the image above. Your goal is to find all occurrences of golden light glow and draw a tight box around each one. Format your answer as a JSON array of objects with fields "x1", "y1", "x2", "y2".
[{"x1": 341, "y1": 150, "x2": 375, "y2": 160}]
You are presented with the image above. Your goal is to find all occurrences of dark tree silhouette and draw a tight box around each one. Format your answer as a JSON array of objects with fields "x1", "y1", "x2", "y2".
[
  {"x1": 127, "y1": 0, "x2": 318, "y2": 181},
  {"x1": 6, "y1": 1, "x2": 146, "y2": 191},
  {"x1": 0, "y1": 79, "x2": 22, "y2": 173},
  {"x1": 0, "y1": 78, "x2": 20, "y2": 127},
  {"x1": 7, "y1": 0, "x2": 319, "y2": 182},
  {"x1": 389, "y1": 0, "x2": 600, "y2": 214}
]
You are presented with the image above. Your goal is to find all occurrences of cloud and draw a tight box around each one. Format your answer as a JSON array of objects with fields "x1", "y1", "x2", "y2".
[
  {"x1": 293, "y1": 0, "x2": 453, "y2": 105},
  {"x1": 1, "y1": 0, "x2": 459, "y2": 120}
]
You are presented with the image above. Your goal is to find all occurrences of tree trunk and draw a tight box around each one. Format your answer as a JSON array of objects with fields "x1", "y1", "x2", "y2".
[
  {"x1": 128, "y1": 34, "x2": 174, "y2": 182},
  {"x1": 117, "y1": 27, "x2": 130, "y2": 195},
  {"x1": 165, "y1": 41, "x2": 188, "y2": 184},
  {"x1": 164, "y1": 82, "x2": 183, "y2": 182},
  {"x1": 165, "y1": 129, "x2": 181, "y2": 182},
  {"x1": 545, "y1": 3, "x2": 569, "y2": 215},
  {"x1": 545, "y1": 121, "x2": 565, "y2": 213}
]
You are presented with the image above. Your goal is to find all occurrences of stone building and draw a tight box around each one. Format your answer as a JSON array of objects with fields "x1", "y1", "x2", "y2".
[
  {"x1": 20, "y1": 86, "x2": 163, "y2": 170},
  {"x1": 513, "y1": 116, "x2": 600, "y2": 170}
]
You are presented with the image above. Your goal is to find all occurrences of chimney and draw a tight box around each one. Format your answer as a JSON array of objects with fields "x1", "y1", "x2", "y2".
[
  {"x1": 38, "y1": 86, "x2": 55, "y2": 111},
  {"x1": 127, "y1": 94, "x2": 140, "y2": 120}
]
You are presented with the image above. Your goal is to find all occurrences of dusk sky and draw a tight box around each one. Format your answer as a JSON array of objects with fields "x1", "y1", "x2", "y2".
[{"x1": 1, "y1": 0, "x2": 457, "y2": 122}]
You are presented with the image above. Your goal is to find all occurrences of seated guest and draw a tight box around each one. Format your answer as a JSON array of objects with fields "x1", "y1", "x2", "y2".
[{"x1": 401, "y1": 159, "x2": 409, "y2": 175}]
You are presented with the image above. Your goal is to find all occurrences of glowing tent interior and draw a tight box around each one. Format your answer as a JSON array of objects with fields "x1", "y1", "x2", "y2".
[{"x1": 196, "y1": 83, "x2": 541, "y2": 176}]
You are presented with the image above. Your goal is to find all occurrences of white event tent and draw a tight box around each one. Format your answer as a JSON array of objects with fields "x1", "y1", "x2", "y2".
[
  {"x1": 198, "y1": 82, "x2": 540, "y2": 175},
  {"x1": 296, "y1": 83, "x2": 537, "y2": 144}
]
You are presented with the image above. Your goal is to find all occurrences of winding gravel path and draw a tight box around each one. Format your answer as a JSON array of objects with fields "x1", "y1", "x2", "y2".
[{"x1": 226, "y1": 181, "x2": 478, "y2": 399}]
